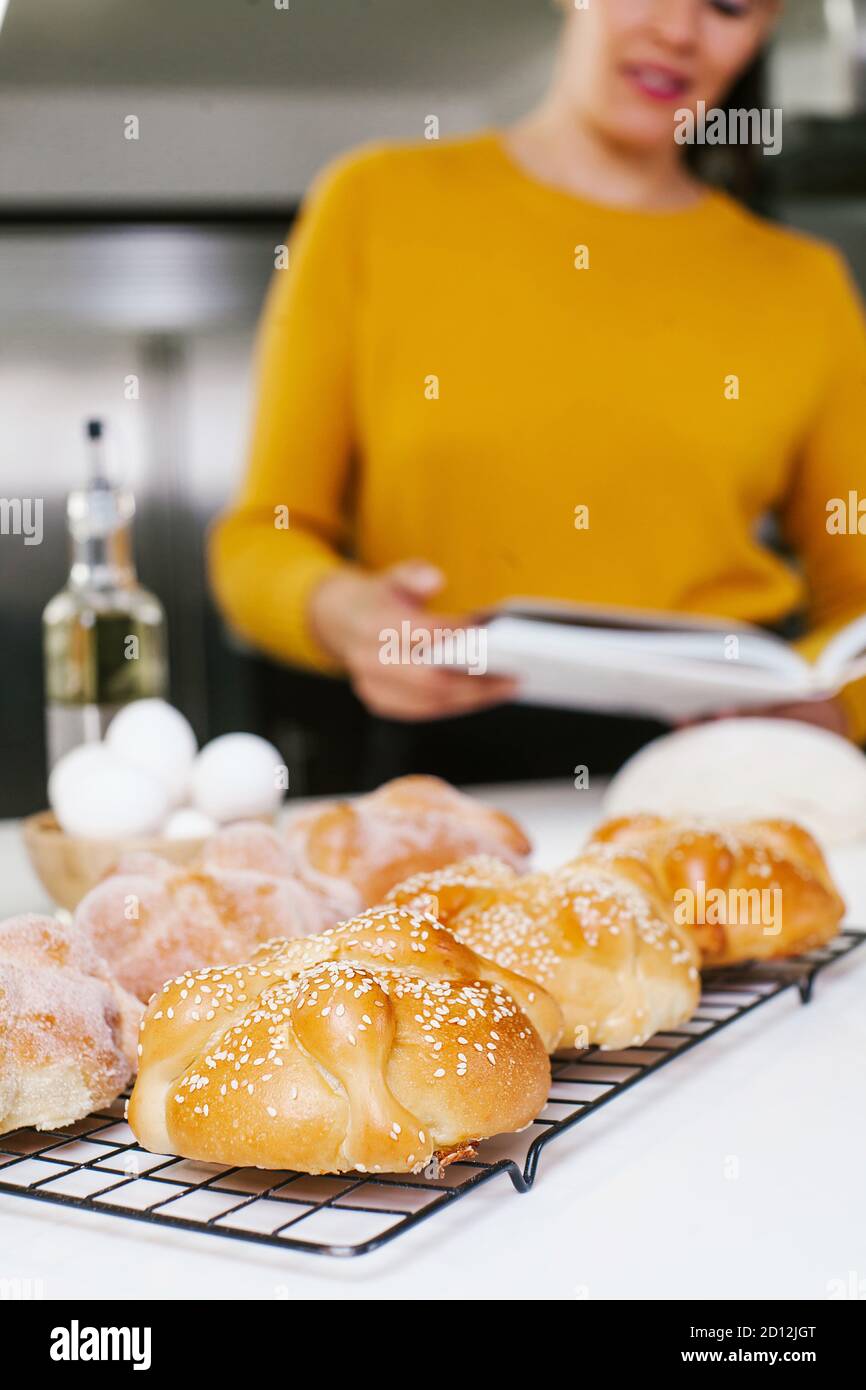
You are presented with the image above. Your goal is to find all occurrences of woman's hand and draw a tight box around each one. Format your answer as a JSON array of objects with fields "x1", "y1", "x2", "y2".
[
  {"x1": 750, "y1": 699, "x2": 850, "y2": 738},
  {"x1": 308, "y1": 561, "x2": 518, "y2": 721},
  {"x1": 687, "y1": 698, "x2": 851, "y2": 738}
]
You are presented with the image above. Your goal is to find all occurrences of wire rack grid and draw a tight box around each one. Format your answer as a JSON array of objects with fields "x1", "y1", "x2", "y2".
[{"x1": 1, "y1": 929, "x2": 862, "y2": 1258}]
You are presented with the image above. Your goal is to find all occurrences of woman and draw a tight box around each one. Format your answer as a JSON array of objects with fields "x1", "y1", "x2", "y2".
[{"x1": 211, "y1": 0, "x2": 866, "y2": 782}]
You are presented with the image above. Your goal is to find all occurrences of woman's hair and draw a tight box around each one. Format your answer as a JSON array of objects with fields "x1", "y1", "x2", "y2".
[{"x1": 690, "y1": 51, "x2": 769, "y2": 204}]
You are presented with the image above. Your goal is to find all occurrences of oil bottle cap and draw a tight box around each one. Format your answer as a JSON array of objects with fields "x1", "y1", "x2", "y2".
[{"x1": 67, "y1": 419, "x2": 134, "y2": 541}]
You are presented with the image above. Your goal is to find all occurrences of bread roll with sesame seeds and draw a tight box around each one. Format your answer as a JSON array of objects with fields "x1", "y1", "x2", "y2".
[
  {"x1": 128, "y1": 904, "x2": 559, "y2": 1175},
  {"x1": 387, "y1": 856, "x2": 701, "y2": 1052},
  {"x1": 282, "y1": 775, "x2": 531, "y2": 911},
  {"x1": 586, "y1": 815, "x2": 844, "y2": 966}
]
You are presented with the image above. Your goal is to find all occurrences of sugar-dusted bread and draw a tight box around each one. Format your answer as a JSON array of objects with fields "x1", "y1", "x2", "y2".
[
  {"x1": 0, "y1": 914, "x2": 142, "y2": 1134},
  {"x1": 74, "y1": 778, "x2": 529, "y2": 1003},
  {"x1": 129, "y1": 904, "x2": 560, "y2": 1174},
  {"x1": 387, "y1": 855, "x2": 700, "y2": 1051},
  {"x1": 73, "y1": 825, "x2": 343, "y2": 1003},
  {"x1": 586, "y1": 815, "x2": 845, "y2": 965},
  {"x1": 282, "y1": 775, "x2": 531, "y2": 911}
]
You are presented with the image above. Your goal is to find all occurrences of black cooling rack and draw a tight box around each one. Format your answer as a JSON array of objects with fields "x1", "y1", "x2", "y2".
[{"x1": 1, "y1": 929, "x2": 863, "y2": 1259}]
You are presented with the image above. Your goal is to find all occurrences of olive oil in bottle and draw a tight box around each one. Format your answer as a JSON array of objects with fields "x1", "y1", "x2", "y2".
[{"x1": 42, "y1": 419, "x2": 168, "y2": 769}]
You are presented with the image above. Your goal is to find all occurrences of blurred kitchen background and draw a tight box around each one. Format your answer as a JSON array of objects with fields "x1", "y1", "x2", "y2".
[{"x1": 1, "y1": 0, "x2": 865, "y2": 817}]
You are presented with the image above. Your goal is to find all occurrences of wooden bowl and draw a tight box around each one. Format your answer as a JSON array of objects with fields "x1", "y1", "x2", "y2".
[{"x1": 22, "y1": 810, "x2": 207, "y2": 913}]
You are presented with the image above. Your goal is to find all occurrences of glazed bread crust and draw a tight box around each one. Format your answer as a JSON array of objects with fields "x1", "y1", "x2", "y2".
[
  {"x1": 587, "y1": 815, "x2": 845, "y2": 965},
  {"x1": 387, "y1": 856, "x2": 700, "y2": 1051},
  {"x1": 128, "y1": 904, "x2": 558, "y2": 1174}
]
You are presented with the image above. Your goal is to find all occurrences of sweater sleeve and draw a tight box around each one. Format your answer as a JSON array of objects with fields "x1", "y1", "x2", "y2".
[
  {"x1": 209, "y1": 151, "x2": 373, "y2": 672},
  {"x1": 781, "y1": 249, "x2": 866, "y2": 743}
]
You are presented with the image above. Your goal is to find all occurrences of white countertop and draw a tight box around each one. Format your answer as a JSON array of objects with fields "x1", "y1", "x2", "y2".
[{"x1": 2, "y1": 783, "x2": 865, "y2": 1301}]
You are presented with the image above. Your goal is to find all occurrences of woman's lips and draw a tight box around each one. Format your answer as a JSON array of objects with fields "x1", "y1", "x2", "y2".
[{"x1": 622, "y1": 64, "x2": 691, "y2": 104}]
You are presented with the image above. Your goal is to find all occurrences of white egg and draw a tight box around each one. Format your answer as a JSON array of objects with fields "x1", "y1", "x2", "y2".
[
  {"x1": 162, "y1": 807, "x2": 218, "y2": 841},
  {"x1": 106, "y1": 699, "x2": 197, "y2": 806},
  {"x1": 51, "y1": 748, "x2": 169, "y2": 839},
  {"x1": 191, "y1": 733, "x2": 284, "y2": 824},
  {"x1": 48, "y1": 743, "x2": 116, "y2": 815}
]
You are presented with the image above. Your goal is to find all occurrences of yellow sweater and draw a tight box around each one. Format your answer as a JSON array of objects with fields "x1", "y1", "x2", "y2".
[{"x1": 210, "y1": 133, "x2": 866, "y2": 739}]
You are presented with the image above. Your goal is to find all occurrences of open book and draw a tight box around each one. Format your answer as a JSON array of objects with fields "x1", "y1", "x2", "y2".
[{"x1": 477, "y1": 600, "x2": 866, "y2": 722}]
